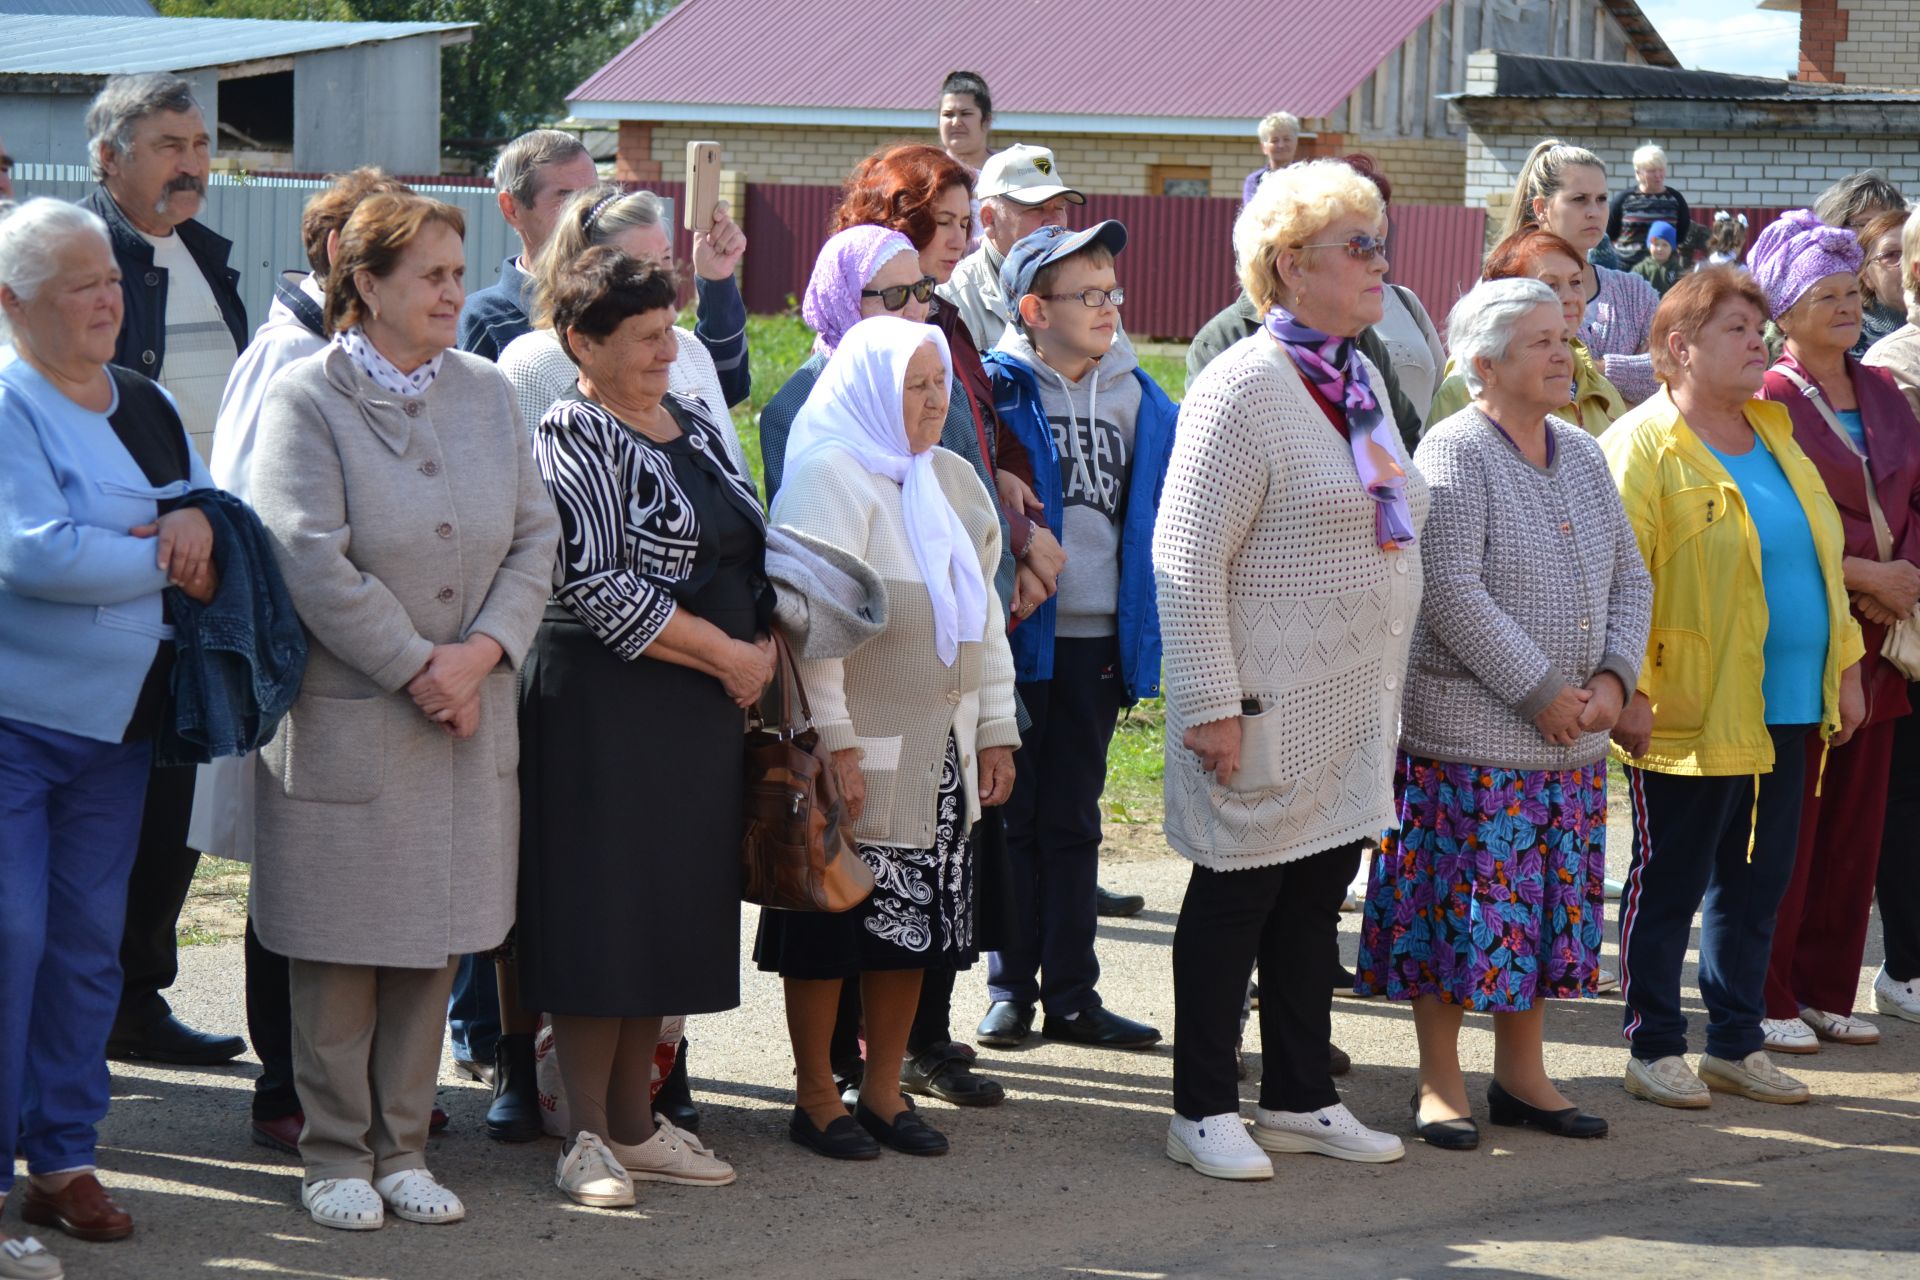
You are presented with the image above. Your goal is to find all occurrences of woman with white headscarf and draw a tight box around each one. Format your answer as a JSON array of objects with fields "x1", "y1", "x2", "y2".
[{"x1": 755, "y1": 315, "x2": 1020, "y2": 1162}]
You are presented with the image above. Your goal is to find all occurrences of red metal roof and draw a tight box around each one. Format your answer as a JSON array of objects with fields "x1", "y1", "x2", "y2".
[{"x1": 571, "y1": 0, "x2": 1449, "y2": 124}]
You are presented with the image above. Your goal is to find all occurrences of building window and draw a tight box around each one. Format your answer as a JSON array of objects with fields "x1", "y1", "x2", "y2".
[{"x1": 1149, "y1": 164, "x2": 1213, "y2": 198}]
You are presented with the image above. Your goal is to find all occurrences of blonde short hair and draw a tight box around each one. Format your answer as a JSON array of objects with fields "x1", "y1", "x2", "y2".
[
  {"x1": 1900, "y1": 208, "x2": 1920, "y2": 319},
  {"x1": 1633, "y1": 143, "x2": 1667, "y2": 172},
  {"x1": 1257, "y1": 112, "x2": 1299, "y2": 143},
  {"x1": 1235, "y1": 159, "x2": 1385, "y2": 313}
]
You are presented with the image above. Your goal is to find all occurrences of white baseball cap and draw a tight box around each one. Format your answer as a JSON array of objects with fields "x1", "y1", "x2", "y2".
[{"x1": 977, "y1": 145, "x2": 1086, "y2": 205}]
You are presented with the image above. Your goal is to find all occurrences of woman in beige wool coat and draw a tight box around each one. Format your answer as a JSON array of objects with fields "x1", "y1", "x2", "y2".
[{"x1": 248, "y1": 194, "x2": 558, "y2": 1234}]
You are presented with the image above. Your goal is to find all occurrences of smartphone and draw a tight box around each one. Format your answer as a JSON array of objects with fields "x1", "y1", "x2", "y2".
[{"x1": 684, "y1": 140, "x2": 723, "y2": 232}]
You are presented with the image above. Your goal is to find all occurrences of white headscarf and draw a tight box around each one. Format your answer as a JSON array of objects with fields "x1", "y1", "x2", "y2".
[{"x1": 783, "y1": 315, "x2": 988, "y2": 667}]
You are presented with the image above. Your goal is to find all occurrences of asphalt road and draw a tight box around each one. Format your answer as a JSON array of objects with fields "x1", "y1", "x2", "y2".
[{"x1": 18, "y1": 843, "x2": 1920, "y2": 1280}]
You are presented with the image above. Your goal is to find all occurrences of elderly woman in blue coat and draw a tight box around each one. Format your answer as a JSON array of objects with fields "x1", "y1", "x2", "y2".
[{"x1": 0, "y1": 198, "x2": 216, "y2": 1270}]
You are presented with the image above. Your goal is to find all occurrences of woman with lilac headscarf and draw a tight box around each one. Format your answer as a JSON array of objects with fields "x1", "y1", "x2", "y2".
[
  {"x1": 1154, "y1": 160, "x2": 1427, "y2": 1181},
  {"x1": 1750, "y1": 209, "x2": 1920, "y2": 1056}
]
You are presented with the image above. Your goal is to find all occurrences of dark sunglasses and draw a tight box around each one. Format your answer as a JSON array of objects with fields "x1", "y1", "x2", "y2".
[
  {"x1": 1295, "y1": 233, "x2": 1389, "y2": 261},
  {"x1": 861, "y1": 275, "x2": 938, "y2": 310}
]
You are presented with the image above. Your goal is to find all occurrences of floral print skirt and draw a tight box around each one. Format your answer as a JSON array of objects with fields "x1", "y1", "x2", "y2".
[
  {"x1": 754, "y1": 735, "x2": 976, "y2": 979},
  {"x1": 1354, "y1": 752, "x2": 1606, "y2": 1012}
]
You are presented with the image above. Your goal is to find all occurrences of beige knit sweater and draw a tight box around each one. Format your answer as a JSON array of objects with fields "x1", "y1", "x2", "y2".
[
  {"x1": 770, "y1": 444, "x2": 1021, "y2": 847},
  {"x1": 1154, "y1": 333, "x2": 1429, "y2": 871}
]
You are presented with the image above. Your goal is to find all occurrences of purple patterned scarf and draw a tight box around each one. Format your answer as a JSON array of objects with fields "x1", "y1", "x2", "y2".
[{"x1": 1264, "y1": 306, "x2": 1415, "y2": 549}]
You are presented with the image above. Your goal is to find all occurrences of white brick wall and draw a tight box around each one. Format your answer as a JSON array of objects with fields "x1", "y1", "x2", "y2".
[
  {"x1": 1835, "y1": 0, "x2": 1920, "y2": 88},
  {"x1": 1465, "y1": 127, "x2": 1920, "y2": 211}
]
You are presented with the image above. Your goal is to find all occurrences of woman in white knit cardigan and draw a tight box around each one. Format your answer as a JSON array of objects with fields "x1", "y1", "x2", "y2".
[{"x1": 1155, "y1": 161, "x2": 1428, "y2": 1181}]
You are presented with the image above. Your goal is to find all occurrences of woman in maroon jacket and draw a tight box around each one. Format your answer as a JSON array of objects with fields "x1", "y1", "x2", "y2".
[{"x1": 1752, "y1": 210, "x2": 1920, "y2": 1053}]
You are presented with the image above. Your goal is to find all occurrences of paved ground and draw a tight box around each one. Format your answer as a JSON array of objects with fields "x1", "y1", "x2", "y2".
[{"x1": 13, "y1": 831, "x2": 1920, "y2": 1280}]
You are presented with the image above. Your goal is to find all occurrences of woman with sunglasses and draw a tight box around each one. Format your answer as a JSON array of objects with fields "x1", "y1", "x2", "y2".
[{"x1": 1156, "y1": 160, "x2": 1425, "y2": 1180}]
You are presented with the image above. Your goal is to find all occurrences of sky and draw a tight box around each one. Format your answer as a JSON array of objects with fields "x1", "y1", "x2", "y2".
[{"x1": 1638, "y1": 0, "x2": 1801, "y2": 78}]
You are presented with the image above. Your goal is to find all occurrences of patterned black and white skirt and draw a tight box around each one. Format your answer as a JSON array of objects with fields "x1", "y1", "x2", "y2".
[{"x1": 753, "y1": 735, "x2": 977, "y2": 979}]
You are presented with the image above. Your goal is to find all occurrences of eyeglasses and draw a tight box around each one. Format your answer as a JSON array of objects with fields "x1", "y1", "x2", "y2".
[
  {"x1": 861, "y1": 275, "x2": 938, "y2": 310},
  {"x1": 1875, "y1": 250, "x2": 1904, "y2": 267},
  {"x1": 1295, "y1": 234, "x2": 1389, "y2": 261},
  {"x1": 1040, "y1": 286, "x2": 1126, "y2": 308}
]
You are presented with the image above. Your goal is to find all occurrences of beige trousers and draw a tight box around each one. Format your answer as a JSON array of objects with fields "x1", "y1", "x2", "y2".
[{"x1": 288, "y1": 956, "x2": 457, "y2": 1184}]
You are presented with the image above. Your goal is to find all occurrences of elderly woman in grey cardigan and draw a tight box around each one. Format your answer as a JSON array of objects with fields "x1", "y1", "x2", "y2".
[
  {"x1": 249, "y1": 195, "x2": 558, "y2": 1232},
  {"x1": 1355, "y1": 278, "x2": 1651, "y2": 1149}
]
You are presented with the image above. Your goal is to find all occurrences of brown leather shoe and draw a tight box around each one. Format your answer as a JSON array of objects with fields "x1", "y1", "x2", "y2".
[{"x1": 22, "y1": 1173, "x2": 134, "y2": 1242}]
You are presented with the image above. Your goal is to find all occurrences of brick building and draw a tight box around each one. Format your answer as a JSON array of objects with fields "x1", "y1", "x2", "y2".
[
  {"x1": 568, "y1": 0, "x2": 1675, "y2": 207},
  {"x1": 1762, "y1": 0, "x2": 1920, "y2": 86},
  {"x1": 1454, "y1": 50, "x2": 1920, "y2": 220}
]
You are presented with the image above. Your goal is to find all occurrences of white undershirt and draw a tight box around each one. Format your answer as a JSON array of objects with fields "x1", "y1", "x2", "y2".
[{"x1": 141, "y1": 228, "x2": 235, "y2": 456}]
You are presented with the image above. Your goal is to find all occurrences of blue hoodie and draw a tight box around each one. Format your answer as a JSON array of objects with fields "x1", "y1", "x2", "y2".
[{"x1": 983, "y1": 337, "x2": 1177, "y2": 702}]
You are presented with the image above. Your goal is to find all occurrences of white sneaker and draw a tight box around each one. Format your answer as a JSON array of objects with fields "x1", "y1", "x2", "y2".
[
  {"x1": 607, "y1": 1119, "x2": 735, "y2": 1186},
  {"x1": 1800, "y1": 1005, "x2": 1880, "y2": 1044},
  {"x1": 0, "y1": 1233, "x2": 63, "y2": 1280},
  {"x1": 1164, "y1": 1113, "x2": 1273, "y2": 1181},
  {"x1": 1698, "y1": 1051, "x2": 1810, "y2": 1104},
  {"x1": 372, "y1": 1168, "x2": 465, "y2": 1224},
  {"x1": 1251, "y1": 1102, "x2": 1405, "y2": 1164},
  {"x1": 1761, "y1": 1016, "x2": 1821, "y2": 1054},
  {"x1": 1594, "y1": 967, "x2": 1620, "y2": 994},
  {"x1": 302, "y1": 1177, "x2": 384, "y2": 1231},
  {"x1": 556, "y1": 1132, "x2": 636, "y2": 1207},
  {"x1": 1622, "y1": 1055, "x2": 1710, "y2": 1109},
  {"x1": 1873, "y1": 966, "x2": 1920, "y2": 1024},
  {"x1": 1603, "y1": 877, "x2": 1625, "y2": 901}
]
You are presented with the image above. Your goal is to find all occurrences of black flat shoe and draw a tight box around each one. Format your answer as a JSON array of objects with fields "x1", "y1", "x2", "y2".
[
  {"x1": 1409, "y1": 1089, "x2": 1479, "y2": 1150},
  {"x1": 1096, "y1": 885, "x2": 1145, "y2": 917},
  {"x1": 1329, "y1": 1042, "x2": 1352, "y2": 1077},
  {"x1": 1041, "y1": 1005, "x2": 1162, "y2": 1049},
  {"x1": 107, "y1": 1013, "x2": 245, "y2": 1065},
  {"x1": 789, "y1": 1105, "x2": 881, "y2": 1160},
  {"x1": 976, "y1": 1001, "x2": 1036, "y2": 1047},
  {"x1": 654, "y1": 1038, "x2": 701, "y2": 1134},
  {"x1": 855, "y1": 1098, "x2": 948, "y2": 1156},
  {"x1": 902, "y1": 1042, "x2": 1005, "y2": 1107},
  {"x1": 485, "y1": 1032, "x2": 542, "y2": 1143},
  {"x1": 1487, "y1": 1080, "x2": 1608, "y2": 1139}
]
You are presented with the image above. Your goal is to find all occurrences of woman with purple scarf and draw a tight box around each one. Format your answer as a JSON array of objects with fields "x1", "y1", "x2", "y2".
[
  {"x1": 1354, "y1": 277, "x2": 1651, "y2": 1149},
  {"x1": 1153, "y1": 160, "x2": 1427, "y2": 1181}
]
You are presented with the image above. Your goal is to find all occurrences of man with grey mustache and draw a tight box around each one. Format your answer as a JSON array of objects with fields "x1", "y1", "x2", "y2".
[{"x1": 79, "y1": 73, "x2": 252, "y2": 1071}]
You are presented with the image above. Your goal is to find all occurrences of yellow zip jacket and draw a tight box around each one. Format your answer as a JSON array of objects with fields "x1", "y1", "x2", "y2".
[
  {"x1": 1599, "y1": 387, "x2": 1863, "y2": 777},
  {"x1": 1428, "y1": 339, "x2": 1628, "y2": 438}
]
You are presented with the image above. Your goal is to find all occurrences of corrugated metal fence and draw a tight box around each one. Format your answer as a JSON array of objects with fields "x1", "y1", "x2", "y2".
[
  {"x1": 11, "y1": 164, "x2": 517, "y2": 331},
  {"x1": 738, "y1": 183, "x2": 1488, "y2": 340}
]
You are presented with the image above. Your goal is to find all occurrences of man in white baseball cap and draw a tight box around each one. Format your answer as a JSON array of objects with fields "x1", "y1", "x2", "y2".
[{"x1": 939, "y1": 143, "x2": 1085, "y2": 350}]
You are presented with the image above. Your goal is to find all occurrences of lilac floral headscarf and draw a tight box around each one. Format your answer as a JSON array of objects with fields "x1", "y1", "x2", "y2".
[{"x1": 802, "y1": 226, "x2": 919, "y2": 356}]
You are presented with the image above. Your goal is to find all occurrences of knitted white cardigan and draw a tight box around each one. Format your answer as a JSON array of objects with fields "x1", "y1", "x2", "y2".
[{"x1": 1154, "y1": 333, "x2": 1429, "y2": 871}]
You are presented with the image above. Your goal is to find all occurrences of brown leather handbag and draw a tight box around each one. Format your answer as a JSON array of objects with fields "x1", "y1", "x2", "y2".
[{"x1": 740, "y1": 630, "x2": 875, "y2": 912}]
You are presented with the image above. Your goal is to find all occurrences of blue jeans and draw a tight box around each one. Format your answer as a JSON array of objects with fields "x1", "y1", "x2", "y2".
[
  {"x1": 447, "y1": 953, "x2": 500, "y2": 1064},
  {"x1": 0, "y1": 716, "x2": 150, "y2": 1194},
  {"x1": 1619, "y1": 725, "x2": 1809, "y2": 1062},
  {"x1": 988, "y1": 637, "x2": 1123, "y2": 1017}
]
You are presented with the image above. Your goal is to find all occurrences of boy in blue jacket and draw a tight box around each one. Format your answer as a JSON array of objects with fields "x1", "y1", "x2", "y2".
[{"x1": 975, "y1": 222, "x2": 1178, "y2": 1051}]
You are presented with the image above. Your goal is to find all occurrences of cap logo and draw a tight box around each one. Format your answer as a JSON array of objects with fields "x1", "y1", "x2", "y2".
[{"x1": 1033, "y1": 156, "x2": 1052, "y2": 175}]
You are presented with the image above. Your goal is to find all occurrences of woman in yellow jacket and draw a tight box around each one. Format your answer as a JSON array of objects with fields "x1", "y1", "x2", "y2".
[{"x1": 1602, "y1": 268, "x2": 1865, "y2": 1112}]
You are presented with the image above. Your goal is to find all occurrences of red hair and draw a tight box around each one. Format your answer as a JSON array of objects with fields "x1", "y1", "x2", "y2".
[
  {"x1": 831, "y1": 144, "x2": 974, "y2": 250},
  {"x1": 1648, "y1": 266, "x2": 1770, "y2": 383},
  {"x1": 1482, "y1": 227, "x2": 1584, "y2": 282}
]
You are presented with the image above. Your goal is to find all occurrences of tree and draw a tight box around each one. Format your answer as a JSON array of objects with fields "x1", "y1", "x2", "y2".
[{"x1": 158, "y1": 1, "x2": 681, "y2": 159}]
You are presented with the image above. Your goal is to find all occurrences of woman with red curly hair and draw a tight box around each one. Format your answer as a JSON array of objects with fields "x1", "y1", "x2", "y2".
[{"x1": 757, "y1": 143, "x2": 1058, "y2": 1116}]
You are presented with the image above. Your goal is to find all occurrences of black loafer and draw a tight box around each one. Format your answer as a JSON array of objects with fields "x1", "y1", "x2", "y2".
[
  {"x1": 902, "y1": 1043, "x2": 1005, "y2": 1107},
  {"x1": 107, "y1": 1013, "x2": 245, "y2": 1065},
  {"x1": 1329, "y1": 1041, "x2": 1352, "y2": 1077},
  {"x1": 485, "y1": 1032, "x2": 542, "y2": 1143},
  {"x1": 855, "y1": 1098, "x2": 948, "y2": 1156},
  {"x1": 654, "y1": 1038, "x2": 701, "y2": 1134},
  {"x1": 789, "y1": 1105, "x2": 881, "y2": 1160},
  {"x1": 976, "y1": 1001, "x2": 1035, "y2": 1047},
  {"x1": 1095, "y1": 885, "x2": 1146, "y2": 917},
  {"x1": 1041, "y1": 1005, "x2": 1161, "y2": 1049},
  {"x1": 1410, "y1": 1089, "x2": 1479, "y2": 1150},
  {"x1": 1487, "y1": 1080, "x2": 1608, "y2": 1139}
]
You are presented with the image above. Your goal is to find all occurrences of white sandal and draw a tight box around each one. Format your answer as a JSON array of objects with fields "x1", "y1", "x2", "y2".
[
  {"x1": 372, "y1": 1168, "x2": 465, "y2": 1225},
  {"x1": 301, "y1": 1178, "x2": 384, "y2": 1231}
]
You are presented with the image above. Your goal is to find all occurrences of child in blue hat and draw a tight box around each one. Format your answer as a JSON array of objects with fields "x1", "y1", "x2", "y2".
[{"x1": 1632, "y1": 219, "x2": 1686, "y2": 294}]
